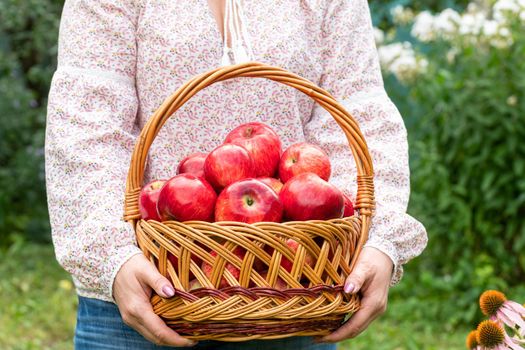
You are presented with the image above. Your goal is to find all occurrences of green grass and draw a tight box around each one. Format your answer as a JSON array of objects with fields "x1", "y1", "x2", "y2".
[
  {"x1": 338, "y1": 304, "x2": 467, "y2": 350},
  {"x1": 0, "y1": 241, "x2": 77, "y2": 350},
  {"x1": 0, "y1": 242, "x2": 468, "y2": 349}
]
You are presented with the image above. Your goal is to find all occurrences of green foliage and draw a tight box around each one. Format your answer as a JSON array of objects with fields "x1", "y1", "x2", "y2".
[
  {"x1": 386, "y1": 14, "x2": 525, "y2": 326},
  {"x1": 0, "y1": 0, "x2": 63, "y2": 245}
]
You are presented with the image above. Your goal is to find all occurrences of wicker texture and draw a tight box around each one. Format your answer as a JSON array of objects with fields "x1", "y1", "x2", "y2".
[{"x1": 124, "y1": 62, "x2": 375, "y2": 341}]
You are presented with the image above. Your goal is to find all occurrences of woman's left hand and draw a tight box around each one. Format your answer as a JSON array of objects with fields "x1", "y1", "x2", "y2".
[{"x1": 320, "y1": 247, "x2": 394, "y2": 343}]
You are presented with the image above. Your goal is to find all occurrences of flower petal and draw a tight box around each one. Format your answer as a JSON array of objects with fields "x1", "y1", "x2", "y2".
[
  {"x1": 504, "y1": 332, "x2": 525, "y2": 350},
  {"x1": 507, "y1": 301, "x2": 525, "y2": 315},
  {"x1": 497, "y1": 310, "x2": 515, "y2": 327},
  {"x1": 503, "y1": 306, "x2": 525, "y2": 329}
]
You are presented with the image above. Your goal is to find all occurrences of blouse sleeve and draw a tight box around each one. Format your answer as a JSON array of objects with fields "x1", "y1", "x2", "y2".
[
  {"x1": 45, "y1": 0, "x2": 142, "y2": 301},
  {"x1": 303, "y1": 0, "x2": 428, "y2": 284}
]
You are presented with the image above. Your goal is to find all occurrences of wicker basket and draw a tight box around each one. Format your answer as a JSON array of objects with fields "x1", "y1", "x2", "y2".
[{"x1": 123, "y1": 62, "x2": 375, "y2": 341}]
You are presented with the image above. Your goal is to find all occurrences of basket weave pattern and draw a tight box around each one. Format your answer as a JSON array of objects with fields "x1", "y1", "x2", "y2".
[{"x1": 124, "y1": 62, "x2": 375, "y2": 341}]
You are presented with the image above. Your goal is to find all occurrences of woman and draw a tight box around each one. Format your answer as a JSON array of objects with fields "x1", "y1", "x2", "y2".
[{"x1": 45, "y1": 0, "x2": 427, "y2": 348}]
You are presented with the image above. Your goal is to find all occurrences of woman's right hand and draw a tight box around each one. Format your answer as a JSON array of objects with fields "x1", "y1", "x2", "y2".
[{"x1": 113, "y1": 254, "x2": 197, "y2": 347}]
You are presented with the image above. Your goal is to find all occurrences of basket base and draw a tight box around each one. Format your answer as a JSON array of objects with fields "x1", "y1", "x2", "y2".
[{"x1": 165, "y1": 317, "x2": 345, "y2": 342}]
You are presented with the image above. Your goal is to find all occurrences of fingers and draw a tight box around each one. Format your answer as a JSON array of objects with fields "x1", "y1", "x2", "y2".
[
  {"x1": 320, "y1": 293, "x2": 387, "y2": 342},
  {"x1": 113, "y1": 254, "x2": 195, "y2": 347},
  {"x1": 343, "y1": 260, "x2": 371, "y2": 294},
  {"x1": 319, "y1": 247, "x2": 393, "y2": 343},
  {"x1": 138, "y1": 260, "x2": 175, "y2": 298},
  {"x1": 121, "y1": 299, "x2": 197, "y2": 347}
]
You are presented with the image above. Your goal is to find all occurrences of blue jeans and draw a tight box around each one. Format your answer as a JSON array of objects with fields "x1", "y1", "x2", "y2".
[{"x1": 75, "y1": 296, "x2": 337, "y2": 350}]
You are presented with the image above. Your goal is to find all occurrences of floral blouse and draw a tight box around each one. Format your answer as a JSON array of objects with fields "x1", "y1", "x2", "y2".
[{"x1": 45, "y1": 0, "x2": 428, "y2": 302}]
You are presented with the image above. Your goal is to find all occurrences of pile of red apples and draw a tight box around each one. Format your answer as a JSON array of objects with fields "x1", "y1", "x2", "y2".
[{"x1": 139, "y1": 122, "x2": 354, "y2": 290}]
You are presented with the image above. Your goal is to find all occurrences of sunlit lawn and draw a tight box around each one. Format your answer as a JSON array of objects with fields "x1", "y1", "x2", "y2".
[
  {"x1": 0, "y1": 242, "x2": 466, "y2": 349},
  {"x1": 0, "y1": 242, "x2": 76, "y2": 350}
]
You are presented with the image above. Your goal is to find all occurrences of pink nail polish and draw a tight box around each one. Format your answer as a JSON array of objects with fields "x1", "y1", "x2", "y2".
[
  {"x1": 162, "y1": 285, "x2": 175, "y2": 297},
  {"x1": 344, "y1": 282, "x2": 355, "y2": 294}
]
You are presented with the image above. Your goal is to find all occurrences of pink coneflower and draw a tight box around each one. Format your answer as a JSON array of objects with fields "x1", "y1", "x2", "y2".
[
  {"x1": 476, "y1": 320, "x2": 524, "y2": 350},
  {"x1": 466, "y1": 330, "x2": 481, "y2": 349},
  {"x1": 480, "y1": 290, "x2": 525, "y2": 331}
]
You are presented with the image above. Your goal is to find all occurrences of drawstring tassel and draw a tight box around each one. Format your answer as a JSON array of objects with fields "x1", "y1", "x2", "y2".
[{"x1": 220, "y1": 0, "x2": 253, "y2": 66}]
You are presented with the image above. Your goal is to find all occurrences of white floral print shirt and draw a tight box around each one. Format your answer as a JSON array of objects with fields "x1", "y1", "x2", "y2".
[{"x1": 45, "y1": 0, "x2": 428, "y2": 302}]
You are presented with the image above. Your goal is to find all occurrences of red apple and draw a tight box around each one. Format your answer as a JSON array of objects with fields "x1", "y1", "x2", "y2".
[
  {"x1": 167, "y1": 252, "x2": 180, "y2": 278},
  {"x1": 224, "y1": 122, "x2": 282, "y2": 177},
  {"x1": 282, "y1": 238, "x2": 315, "y2": 273},
  {"x1": 204, "y1": 144, "x2": 256, "y2": 190},
  {"x1": 265, "y1": 238, "x2": 315, "y2": 273},
  {"x1": 342, "y1": 193, "x2": 355, "y2": 217},
  {"x1": 260, "y1": 270, "x2": 287, "y2": 290},
  {"x1": 279, "y1": 173, "x2": 344, "y2": 221},
  {"x1": 257, "y1": 177, "x2": 284, "y2": 195},
  {"x1": 215, "y1": 179, "x2": 283, "y2": 223},
  {"x1": 167, "y1": 250, "x2": 203, "y2": 280},
  {"x1": 177, "y1": 152, "x2": 207, "y2": 178},
  {"x1": 279, "y1": 142, "x2": 331, "y2": 183},
  {"x1": 139, "y1": 179, "x2": 166, "y2": 221},
  {"x1": 201, "y1": 247, "x2": 245, "y2": 288},
  {"x1": 188, "y1": 279, "x2": 203, "y2": 291},
  {"x1": 157, "y1": 174, "x2": 217, "y2": 222}
]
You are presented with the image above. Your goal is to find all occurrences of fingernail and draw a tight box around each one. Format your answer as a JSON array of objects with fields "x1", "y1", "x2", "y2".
[
  {"x1": 162, "y1": 285, "x2": 175, "y2": 298},
  {"x1": 344, "y1": 282, "x2": 355, "y2": 294},
  {"x1": 187, "y1": 340, "x2": 198, "y2": 347}
]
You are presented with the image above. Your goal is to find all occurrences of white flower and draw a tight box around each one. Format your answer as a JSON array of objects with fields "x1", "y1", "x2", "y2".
[
  {"x1": 489, "y1": 28, "x2": 514, "y2": 48},
  {"x1": 377, "y1": 41, "x2": 426, "y2": 83},
  {"x1": 392, "y1": 56, "x2": 429, "y2": 83},
  {"x1": 499, "y1": 27, "x2": 511, "y2": 36},
  {"x1": 411, "y1": 11, "x2": 436, "y2": 42},
  {"x1": 475, "y1": 18, "x2": 514, "y2": 48},
  {"x1": 494, "y1": 0, "x2": 523, "y2": 22},
  {"x1": 458, "y1": 12, "x2": 485, "y2": 36},
  {"x1": 391, "y1": 5, "x2": 414, "y2": 25},
  {"x1": 507, "y1": 95, "x2": 518, "y2": 106},
  {"x1": 419, "y1": 58, "x2": 429, "y2": 71},
  {"x1": 467, "y1": 2, "x2": 481, "y2": 13},
  {"x1": 389, "y1": 54, "x2": 418, "y2": 81},
  {"x1": 373, "y1": 27, "x2": 385, "y2": 45},
  {"x1": 434, "y1": 9, "x2": 461, "y2": 37},
  {"x1": 446, "y1": 48, "x2": 459, "y2": 63},
  {"x1": 378, "y1": 42, "x2": 411, "y2": 67},
  {"x1": 482, "y1": 20, "x2": 499, "y2": 36},
  {"x1": 494, "y1": 0, "x2": 522, "y2": 13}
]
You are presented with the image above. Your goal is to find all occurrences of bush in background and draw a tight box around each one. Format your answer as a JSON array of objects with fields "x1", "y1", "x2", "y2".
[
  {"x1": 377, "y1": 0, "x2": 525, "y2": 325},
  {"x1": 0, "y1": 0, "x2": 63, "y2": 245},
  {"x1": 370, "y1": 0, "x2": 469, "y2": 30}
]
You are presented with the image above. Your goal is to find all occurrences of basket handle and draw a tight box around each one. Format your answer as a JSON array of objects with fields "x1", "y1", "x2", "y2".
[{"x1": 123, "y1": 62, "x2": 375, "y2": 270}]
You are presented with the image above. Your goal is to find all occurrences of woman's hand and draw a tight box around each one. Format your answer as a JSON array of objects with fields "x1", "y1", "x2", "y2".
[
  {"x1": 113, "y1": 254, "x2": 197, "y2": 347},
  {"x1": 320, "y1": 247, "x2": 394, "y2": 342}
]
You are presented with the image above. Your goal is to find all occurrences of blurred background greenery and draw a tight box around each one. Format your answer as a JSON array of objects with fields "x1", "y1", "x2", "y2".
[{"x1": 1, "y1": 0, "x2": 524, "y2": 349}]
